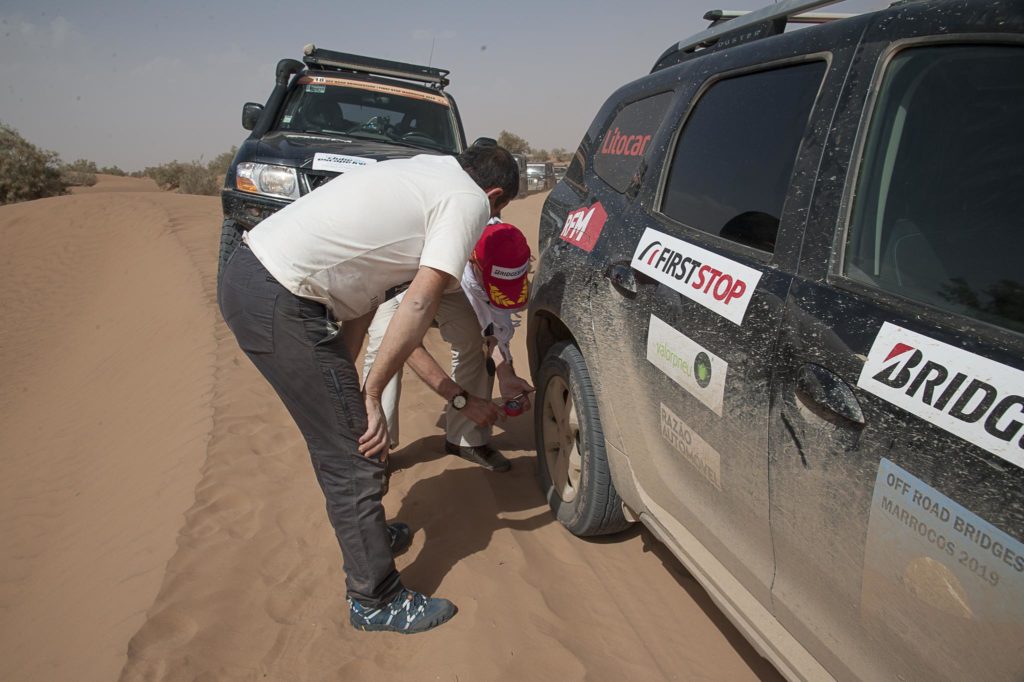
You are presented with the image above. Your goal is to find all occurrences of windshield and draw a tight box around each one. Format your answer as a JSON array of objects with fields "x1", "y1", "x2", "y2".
[
  {"x1": 527, "y1": 166, "x2": 545, "y2": 176},
  {"x1": 276, "y1": 75, "x2": 459, "y2": 153}
]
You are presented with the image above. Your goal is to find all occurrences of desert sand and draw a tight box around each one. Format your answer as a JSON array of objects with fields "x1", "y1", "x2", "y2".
[{"x1": 0, "y1": 174, "x2": 781, "y2": 681}]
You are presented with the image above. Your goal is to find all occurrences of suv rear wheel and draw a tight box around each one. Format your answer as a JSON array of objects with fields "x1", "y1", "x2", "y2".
[{"x1": 535, "y1": 341, "x2": 631, "y2": 536}]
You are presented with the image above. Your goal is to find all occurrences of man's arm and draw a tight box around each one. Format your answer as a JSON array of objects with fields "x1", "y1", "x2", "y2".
[
  {"x1": 491, "y1": 341, "x2": 534, "y2": 411},
  {"x1": 359, "y1": 266, "x2": 451, "y2": 457},
  {"x1": 405, "y1": 346, "x2": 504, "y2": 428}
]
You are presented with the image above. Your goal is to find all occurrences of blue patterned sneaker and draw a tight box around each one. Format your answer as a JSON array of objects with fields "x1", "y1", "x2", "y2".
[
  {"x1": 349, "y1": 588, "x2": 457, "y2": 634},
  {"x1": 387, "y1": 522, "x2": 412, "y2": 555}
]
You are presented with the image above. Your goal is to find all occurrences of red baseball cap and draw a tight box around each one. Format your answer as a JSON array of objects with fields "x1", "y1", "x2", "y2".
[{"x1": 472, "y1": 222, "x2": 531, "y2": 309}]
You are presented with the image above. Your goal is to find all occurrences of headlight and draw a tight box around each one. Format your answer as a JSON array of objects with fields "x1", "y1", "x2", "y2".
[{"x1": 235, "y1": 162, "x2": 299, "y2": 199}]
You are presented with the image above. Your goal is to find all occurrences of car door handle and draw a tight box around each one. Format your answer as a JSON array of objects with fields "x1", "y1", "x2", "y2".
[
  {"x1": 604, "y1": 262, "x2": 638, "y2": 296},
  {"x1": 796, "y1": 363, "x2": 865, "y2": 425}
]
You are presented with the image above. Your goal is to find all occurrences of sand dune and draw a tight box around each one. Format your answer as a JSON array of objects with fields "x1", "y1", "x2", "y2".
[{"x1": 0, "y1": 175, "x2": 780, "y2": 681}]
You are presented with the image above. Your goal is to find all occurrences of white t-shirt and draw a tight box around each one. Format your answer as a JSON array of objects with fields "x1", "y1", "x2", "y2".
[{"x1": 245, "y1": 154, "x2": 489, "y2": 320}]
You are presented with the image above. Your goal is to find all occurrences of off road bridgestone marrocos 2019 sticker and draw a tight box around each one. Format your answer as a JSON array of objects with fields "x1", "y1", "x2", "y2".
[
  {"x1": 631, "y1": 228, "x2": 762, "y2": 325},
  {"x1": 312, "y1": 153, "x2": 378, "y2": 174},
  {"x1": 857, "y1": 322, "x2": 1024, "y2": 470},
  {"x1": 862, "y1": 458, "x2": 1024, "y2": 675},
  {"x1": 646, "y1": 314, "x2": 726, "y2": 415}
]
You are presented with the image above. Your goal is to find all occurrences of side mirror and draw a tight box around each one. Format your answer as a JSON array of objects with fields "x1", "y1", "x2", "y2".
[{"x1": 242, "y1": 102, "x2": 264, "y2": 131}]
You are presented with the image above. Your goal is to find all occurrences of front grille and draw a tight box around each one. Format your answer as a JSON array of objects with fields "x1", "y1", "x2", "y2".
[{"x1": 301, "y1": 171, "x2": 337, "y2": 194}]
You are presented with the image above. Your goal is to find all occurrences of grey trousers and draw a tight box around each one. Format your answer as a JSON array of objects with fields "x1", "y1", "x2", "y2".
[{"x1": 218, "y1": 244, "x2": 401, "y2": 607}]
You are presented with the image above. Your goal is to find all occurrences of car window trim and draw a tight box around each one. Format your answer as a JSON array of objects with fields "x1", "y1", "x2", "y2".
[
  {"x1": 828, "y1": 34, "x2": 1024, "y2": 340},
  {"x1": 651, "y1": 52, "x2": 833, "y2": 265}
]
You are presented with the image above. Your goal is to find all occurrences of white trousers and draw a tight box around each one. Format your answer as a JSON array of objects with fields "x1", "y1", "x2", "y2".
[{"x1": 362, "y1": 290, "x2": 494, "y2": 448}]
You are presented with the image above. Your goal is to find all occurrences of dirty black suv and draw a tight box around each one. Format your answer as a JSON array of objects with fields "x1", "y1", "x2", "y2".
[
  {"x1": 218, "y1": 45, "x2": 467, "y2": 279},
  {"x1": 528, "y1": 1, "x2": 1024, "y2": 679}
]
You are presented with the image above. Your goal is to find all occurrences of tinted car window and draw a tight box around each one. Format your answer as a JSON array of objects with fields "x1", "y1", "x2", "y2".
[
  {"x1": 661, "y1": 61, "x2": 826, "y2": 253},
  {"x1": 594, "y1": 91, "x2": 673, "y2": 193},
  {"x1": 844, "y1": 46, "x2": 1024, "y2": 334}
]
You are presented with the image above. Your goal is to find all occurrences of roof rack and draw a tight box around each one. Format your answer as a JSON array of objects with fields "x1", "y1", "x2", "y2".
[
  {"x1": 302, "y1": 44, "x2": 450, "y2": 90},
  {"x1": 652, "y1": 0, "x2": 854, "y2": 72}
]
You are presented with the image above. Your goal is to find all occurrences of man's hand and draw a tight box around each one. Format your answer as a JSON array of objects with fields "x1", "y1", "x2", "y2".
[
  {"x1": 359, "y1": 392, "x2": 390, "y2": 460},
  {"x1": 462, "y1": 395, "x2": 505, "y2": 428},
  {"x1": 498, "y1": 374, "x2": 535, "y2": 412}
]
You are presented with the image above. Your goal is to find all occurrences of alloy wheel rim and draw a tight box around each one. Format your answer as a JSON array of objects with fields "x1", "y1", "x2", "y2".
[{"x1": 542, "y1": 375, "x2": 583, "y2": 503}]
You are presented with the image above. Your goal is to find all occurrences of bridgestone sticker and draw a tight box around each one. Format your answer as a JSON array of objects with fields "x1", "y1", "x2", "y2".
[
  {"x1": 857, "y1": 322, "x2": 1024, "y2": 470},
  {"x1": 862, "y1": 458, "x2": 1024, "y2": 675},
  {"x1": 659, "y1": 403, "x2": 722, "y2": 489},
  {"x1": 646, "y1": 314, "x2": 726, "y2": 415},
  {"x1": 312, "y1": 153, "x2": 377, "y2": 174},
  {"x1": 631, "y1": 228, "x2": 762, "y2": 325}
]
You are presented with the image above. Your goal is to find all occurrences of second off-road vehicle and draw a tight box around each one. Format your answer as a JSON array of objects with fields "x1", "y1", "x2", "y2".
[{"x1": 218, "y1": 45, "x2": 468, "y2": 280}]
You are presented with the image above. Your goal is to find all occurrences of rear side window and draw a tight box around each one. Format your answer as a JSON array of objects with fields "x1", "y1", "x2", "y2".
[
  {"x1": 843, "y1": 45, "x2": 1024, "y2": 334},
  {"x1": 661, "y1": 61, "x2": 826, "y2": 253},
  {"x1": 594, "y1": 92, "x2": 673, "y2": 193}
]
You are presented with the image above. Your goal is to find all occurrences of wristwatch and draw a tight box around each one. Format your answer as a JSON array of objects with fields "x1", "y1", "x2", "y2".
[{"x1": 451, "y1": 389, "x2": 469, "y2": 410}]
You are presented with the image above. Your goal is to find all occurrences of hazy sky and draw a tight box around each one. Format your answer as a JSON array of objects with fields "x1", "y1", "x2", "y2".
[{"x1": 1, "y1": 0, "x2": 887, "y2": 170}]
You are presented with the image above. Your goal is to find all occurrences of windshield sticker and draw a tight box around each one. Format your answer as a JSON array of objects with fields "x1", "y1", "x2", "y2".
[
  {"x1": 857, "y1": 322, "x2": 1024, "y2": 470},
  {"x1": 299, "y1": 75, "x2": 449, "y2": 106},
  {"x1": 659, "y1": 403, "x2": 722, "y2": 489},
  {"x1": 311, "y1": 153, "x2": 377, "y2": 173},
  {"x1": 305, "y1": 84, "x2": 327, "y2": 94},
  {"x1": 647, "y1": 314, "x2": 726, "y2": 415},
  {"x1": 862, "y1": 458, "x2": 1024, "y2": 675},
  {"x1": 281, "y1": 115, "x2": 293, "y2": 124},
  {"x1": 559, "y1": 201, "x2": 606, "y2": 252},
  {"x1": 631, "y1": 228, "x2": 762, "y2": 325}
]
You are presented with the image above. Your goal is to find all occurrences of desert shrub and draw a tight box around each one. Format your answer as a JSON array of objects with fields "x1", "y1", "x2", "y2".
[
  {"x1": 144, "y1": 147, "x2": 234, "y2": 196},
  {"x1": 178, "y1": 162, "x2": 220, "y2": 195},
  {"x1": 100, "y1": 165, "x2": 127, "y2": 176},
  {"x1": 60, "y1": 159, "x2": 98, "y2": 187},
  {"x1": 144, "y1": 160, "x2": 189, "y2": 190},
  {"x1": 0, "y1": 122, "x2": 67, "y2": 204}
]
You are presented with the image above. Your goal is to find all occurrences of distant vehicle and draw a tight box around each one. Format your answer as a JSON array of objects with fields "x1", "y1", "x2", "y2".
[
  {"x1": 218, "y1": 44, "x2": 468, "y2": 283},
  {"x1": 512, "y1": 153, "x2": 529, "y2": 198},
  {"x1": 528, "y1": 0, "x2": 1024, "y2": 680},
  {"x1": 553, "y1": 164, "x2": 568, "y2": 182},
  {"x1": 526, "y1": 162, "x2": 555, "y2": 193}
]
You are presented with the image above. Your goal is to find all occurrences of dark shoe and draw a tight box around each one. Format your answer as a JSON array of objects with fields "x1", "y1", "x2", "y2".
[
  {"x1": 445, "y1": 441, "x2": 511, "y2": 472},
  {"x1": 349, "y1": 588, "x2": 457, "y2": 634},
  {"x1": 387, "y1": 522, "x2": 412, "y2": 555}
]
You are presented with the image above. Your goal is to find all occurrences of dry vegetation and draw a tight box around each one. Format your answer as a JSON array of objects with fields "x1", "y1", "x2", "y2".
[{"x1": 0, "y1": 120, "x2": 236, "y2": 206}]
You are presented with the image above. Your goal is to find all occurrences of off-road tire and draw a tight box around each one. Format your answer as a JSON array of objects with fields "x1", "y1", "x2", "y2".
[
  {"x1": 535, "y1": 341, "x2": 631, "y2": 536},
  {"x1": 217, "y1": 218, "x2": 244, "y2": 289}
]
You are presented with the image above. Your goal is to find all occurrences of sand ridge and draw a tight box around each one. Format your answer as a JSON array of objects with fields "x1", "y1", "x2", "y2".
[{"x1": 0, "y1": 175, "x2": 780, "y2": 681}]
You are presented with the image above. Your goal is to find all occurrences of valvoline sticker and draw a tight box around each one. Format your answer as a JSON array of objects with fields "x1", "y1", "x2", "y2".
[{"x1": 559, "y1": 202, "x2": 606, "y2": 252}]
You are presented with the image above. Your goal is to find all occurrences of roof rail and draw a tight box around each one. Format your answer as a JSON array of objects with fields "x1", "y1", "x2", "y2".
[
  {"x1": 652, "y1": 0, "x2": 852, "y2": 72},
  {"x1": 704, "y1": 8, "x2": 856, "y2": 26},
  {"x1": 302, "y1": 44, "x2": 451, "y2": 90}
]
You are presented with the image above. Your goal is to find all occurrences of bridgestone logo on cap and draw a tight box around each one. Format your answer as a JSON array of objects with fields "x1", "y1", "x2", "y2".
[
  {"x1": 491, "y1": 262, "x2": 529, "y2": 280},
  {"x1": 857, "y1": 322, "x2": 1024, "y2": 470}
]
